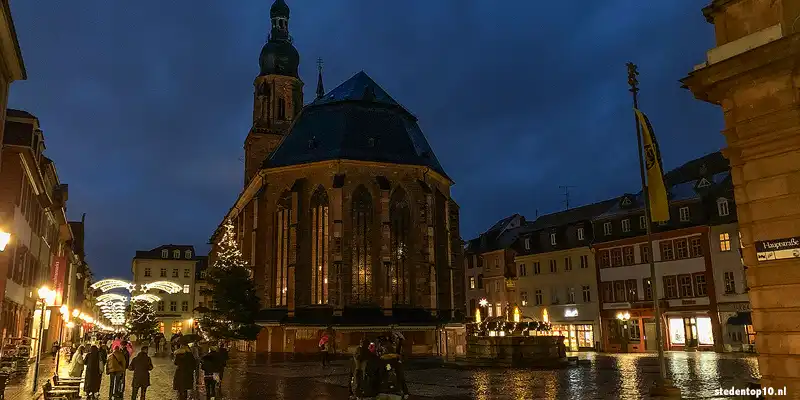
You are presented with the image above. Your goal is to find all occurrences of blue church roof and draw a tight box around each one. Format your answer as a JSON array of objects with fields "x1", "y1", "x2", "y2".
[{"x1": 263, "y1": 71, "x2": 450, "y2": 181}]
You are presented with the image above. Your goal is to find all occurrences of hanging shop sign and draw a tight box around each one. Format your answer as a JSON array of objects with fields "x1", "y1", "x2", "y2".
[{"x1": 755, "y1": 237, "x2": 800, "y2": 261}]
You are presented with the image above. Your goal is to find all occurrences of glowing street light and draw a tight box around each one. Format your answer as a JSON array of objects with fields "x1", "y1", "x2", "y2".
[
  {"x1": 0, "y1": 230, "x2": 11, "y2": 252},
  {"x1": 32, "y1": 286, "x2": 55, "y2": 393},
  {"x1": 72, "y1": 309, "x2": 80, "y2": 318}
]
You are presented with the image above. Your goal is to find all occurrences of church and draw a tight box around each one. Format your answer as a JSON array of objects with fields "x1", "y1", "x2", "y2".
[{"x1": 210, "y1": 0, "x2": 466, "y2": 356}]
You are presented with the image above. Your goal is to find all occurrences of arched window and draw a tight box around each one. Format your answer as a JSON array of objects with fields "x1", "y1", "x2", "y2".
[
  {"x1": 389, "y1": 188, "x2": 410, "y2": 304},
  {"x1": 717, "y1": 198, "x2": 730, "y2": 217},
  {"x1": 310, "y1": 186, "x2": 329, "y2": 305},
  {"x1": 351, "y1": 186, "x2": 373, "y2": 304},
  {"x1": 275, "y1": 191, "x2": 292, "y2": 306}
]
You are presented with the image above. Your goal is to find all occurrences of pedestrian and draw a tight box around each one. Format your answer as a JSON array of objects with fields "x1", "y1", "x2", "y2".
[
  {"x1": 107, "y1": 344, "x2": 128, "y2": 400},
  {"x1": 51, "y1": 341, "x2": 60, "y2": 358},
  {"x1": 129, "y1": 346, "x2": 153, "y2": 400},
  {"x1": 68, "y1": 345, "x2": 85, "y2": 378},
  {"x1": 201, "y1": 346, "x2": 222, "y2": 400},
  {"x1": 83, "y1": 345, "x2": 103, "y2": 400},
  {"x1": 320, "y1": 335, "x2": 330, "y2": 367},
  {"x1": 153, "y1": 335, "x2": 161, "y2": 356},
  {"x1": 217, "y1": 343, "x2": 229, "y2": 391},
  {"x1": 173, "y1": 344, "x2": 197, "y2": 400}
]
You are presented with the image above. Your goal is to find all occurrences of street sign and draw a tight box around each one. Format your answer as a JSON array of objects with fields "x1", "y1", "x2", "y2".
[{"x1": 755, "y1": 237, "x2": 800, "y2": 261}]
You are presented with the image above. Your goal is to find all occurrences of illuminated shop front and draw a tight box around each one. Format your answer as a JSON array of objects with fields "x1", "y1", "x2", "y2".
[
  {"x1": 667, "y1": 315, "x2": 714, "y2": 349},
  {"x1": 539, "y1": 308, "x2": 597, "y2": 351}
]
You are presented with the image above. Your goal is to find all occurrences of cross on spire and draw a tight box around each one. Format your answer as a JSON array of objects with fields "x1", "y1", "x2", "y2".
[{"x1": 316, "y1": 57, "x2": 325, "y2": 99}]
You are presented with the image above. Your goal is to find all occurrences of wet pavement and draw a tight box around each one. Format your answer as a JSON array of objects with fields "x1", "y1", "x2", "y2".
[{"x1": 4, "y1": 350, "x2": 762, "y2": 399}]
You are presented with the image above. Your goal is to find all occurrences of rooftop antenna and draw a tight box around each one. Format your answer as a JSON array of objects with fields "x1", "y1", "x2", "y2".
[
  {"x1": 316, "y1": 57, "x2": 325, "y2": 99},
  {"x1": 559, "y1": 185, "x2": 575, "y2": 210}
]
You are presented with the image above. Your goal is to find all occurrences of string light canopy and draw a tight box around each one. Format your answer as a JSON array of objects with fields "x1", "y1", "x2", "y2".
[
  {"x1": 132, "y1": 294, "x2": 161, "y2": 303},
  {"x1": 214, "y1": 219, "x2": 248, "y2": 270},
  {"x1": 139, "y1": 281, "x2": 182, "y2": 294},
  {"x1": 91, "y1": 279, "x2": 136, "y2": 293},
  {"x1": 96, "y1": 293, "x2": 128, "y2": 303}
]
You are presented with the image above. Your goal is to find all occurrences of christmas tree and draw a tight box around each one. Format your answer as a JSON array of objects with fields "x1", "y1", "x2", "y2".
[
  {"x1": 199, "y1": 219, "x2": 262, "y2": 340},
  {"x1": 128, "y1": 299, "x2": 159, "y2": 339}
]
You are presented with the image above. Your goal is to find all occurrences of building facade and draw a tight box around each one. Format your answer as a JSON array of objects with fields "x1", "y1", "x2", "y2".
[
  {"x1": 131, "y1": 245, "x2": 197, "y2": 339},
  {"x1": 681, "y1": 0, "x2": 799, "y2": 390},
  {"x1": 593, "y1": 153, "x2": 733, "y2": 353},
  {"x1": 0, "y1": 0, "x2": 26, "y2": 168},
  {"x1": 709, "y1": 222, "x2": 753, "y2": 352},
  {"x1": 463, "y1": 252, "x2": 484, "y2": 320},
  {"x1": 464, "y1": 214, "x2": 525, "y2": 321},
  {"x1": 210, "y1": 0, "x2": 464, "y2": 356}
]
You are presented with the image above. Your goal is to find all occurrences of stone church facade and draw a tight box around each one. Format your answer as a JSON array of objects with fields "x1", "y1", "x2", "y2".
[{"x1": 211, "y1": 0, "x2": 466, "y2": 355}]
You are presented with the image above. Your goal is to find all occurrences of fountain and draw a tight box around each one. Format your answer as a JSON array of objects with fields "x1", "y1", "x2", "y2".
[{"x1": 461, "y1": 306, "x2": 568, "y2": 368}]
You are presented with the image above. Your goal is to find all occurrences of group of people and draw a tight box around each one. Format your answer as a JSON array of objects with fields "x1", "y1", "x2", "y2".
[
  {"x1": 348, "y1": 335, "x2": 410, "y2": 400},
  {"x1": 59, "y1": 332, "x2": 230, "y2": 400}
]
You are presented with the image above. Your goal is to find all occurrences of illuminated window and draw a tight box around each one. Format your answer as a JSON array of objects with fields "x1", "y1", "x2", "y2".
[
  {"x1": 171, "y1": 321, "x2": 182, "y2": 334},
  {"x1": 183, "y1": 284, "x2": 189, "y2": 294},
  {"x1": 351, "y1": 185, "x2": 373, "y2": 304},
  {"x1": 310, "y1": 186, "x2": 329, "y2": 305},
  {"x1": 469, "y1": 276, "x2": 475, "y2": 289},
  {"x1": 719, "y1": 233, "x2": 731, "y2": 252},
  {"x1": 520, "y1": 291, "x2": 528, "y2": 306},
  {"x1": 159, "y1": 322, "x2": 164, "y2": 333},
  {"x1": 389, "y1": 188, "x2": 410, "y2": 304},
  {"x1": 275, "y1": 191, "x2": 292, "y2": 306}
]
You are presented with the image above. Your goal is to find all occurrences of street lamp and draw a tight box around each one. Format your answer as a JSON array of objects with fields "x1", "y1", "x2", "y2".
[
  {"x1": 32, "y1": 286, "x2": 55, "y2": 394},
  {"x1": 0, "y1": 230, "x2": 10, "y2": 252}
]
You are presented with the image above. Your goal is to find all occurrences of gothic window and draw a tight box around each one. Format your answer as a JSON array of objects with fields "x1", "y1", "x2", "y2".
[
  {"x1": 351, "y1": 186, "x2": 373, "y2": 304},
  {"x1": 389, "y1": 188, "x2": 410, "y2": 304},
  {"x1": 278, "y1": 98, "x2": 286, "y2": 120},
  {"x1": 310, "y1": 186, "x2": 329, "y2": 305},
  {"x1": 275, "y1": 191, "x2": 292, "y2": 306}
]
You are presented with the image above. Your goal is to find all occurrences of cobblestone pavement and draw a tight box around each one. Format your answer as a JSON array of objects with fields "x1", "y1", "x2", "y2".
[{"x1": 4, "y1": 350, "x2": 762, "y2": 399}]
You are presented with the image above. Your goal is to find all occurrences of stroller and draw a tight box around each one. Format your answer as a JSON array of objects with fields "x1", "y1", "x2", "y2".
[{"x1": 349, "y1": 336, "x2": 409, "y2": 400}]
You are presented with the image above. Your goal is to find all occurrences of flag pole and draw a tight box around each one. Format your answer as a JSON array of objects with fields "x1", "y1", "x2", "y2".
[{"x1": 626, "y1": 62, "x2": 670, "y2": 391}]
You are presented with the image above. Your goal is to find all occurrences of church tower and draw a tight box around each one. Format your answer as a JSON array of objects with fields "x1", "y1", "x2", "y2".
[{"x1": 244, "y1": 0, "x2": 304, "y2": 185}]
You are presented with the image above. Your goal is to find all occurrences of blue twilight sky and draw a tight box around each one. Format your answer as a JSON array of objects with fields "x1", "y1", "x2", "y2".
[{"x1": 8, "y1": 1, "x2": 724, "y2": 280}]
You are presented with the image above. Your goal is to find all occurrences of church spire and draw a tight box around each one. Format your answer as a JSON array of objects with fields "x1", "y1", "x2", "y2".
[
  {"x1": 270, "y1": 0, "x2": 291, "y2": 41},
  {"x1": 316, "y1": 58, "x2": 325, "y2": 99}
]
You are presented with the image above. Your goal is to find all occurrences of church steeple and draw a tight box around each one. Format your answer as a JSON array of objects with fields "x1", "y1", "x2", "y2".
[
  {"x1": 316, "y1": 58, "x2": 325, "y2": 99},
  {"x1": 270, "y1": 0, "x2": 290, "y2": 41}
]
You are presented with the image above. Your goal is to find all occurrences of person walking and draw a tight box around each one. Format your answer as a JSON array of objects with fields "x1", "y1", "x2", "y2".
[
  {"x1": 201, "y1": 347, "x2": 222, "y2": 400},
  {"x1": 51, "y1": 341, "x2": 60, "y2": 358},
  {"x1": 217, "y1": 343, "x2": 229, "y2": 391},
  {"x1": 106, "y1": 345, "x2": 128, "y2": 400},
  {"x1": 129, "y1": 346, "x2": 153, "y2": 400},
  {"x1": 68, "y1": 345, "x2": 85, "y2": 378},
  {"x1": 83, "y1": 345, "x2": 103, "y2": 400},
  {"x1": 320, "y1": 335, "x2": 331, "y2": 367},
  {"x1": 153, "y1": 335, "x2": 161, "y2": 356},
  {"x1": 173, "y1": 344, "x2": 197, "y2": 400}
]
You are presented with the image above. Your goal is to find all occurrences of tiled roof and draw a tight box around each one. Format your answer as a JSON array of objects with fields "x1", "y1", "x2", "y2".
[
  {"x1": 134, "y1": 244, "x2": 196, "y2": 259},
  {"x1": 525, "y1": 199, "x2": 619, "y2": 230},
  {"x1": 263, "y1": 71, "x2": 450, "y2": 180}
]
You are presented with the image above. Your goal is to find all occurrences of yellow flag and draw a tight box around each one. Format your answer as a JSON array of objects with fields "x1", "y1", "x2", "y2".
[{"x1": 634, "y1": 108, "x2": 670, "y2": 222}]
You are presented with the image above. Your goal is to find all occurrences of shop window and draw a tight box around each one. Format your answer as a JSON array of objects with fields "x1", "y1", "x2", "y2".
[
  {"x1": 669, "y1": 318, "x2": 685, "y2": 345},
  {"x1": 602, "y1": 282, "x2": 614, "y2": 303},
  {"x1": 719, "y1": 233, "x2": 731, "y2": 252},
  {"x1": 576, "y1": 325, "x2": 594, "y2": 348},
  {"x1": 610, "y1": 249, "x2": 622, "y2": 267},
  {"x1": 640, "y1": 244, "x2": 651, "y2": 263},
  {"x1": 675, "y1": 239, "x2": 689, "y2": 259},
  {"x1": 625, "y1": 279, "x2": 638, "y2": 302},
  {"x1": 622, "y1": 246, "x2": 634, "y2": 265},
  {"x1": 614, "y1": 281, "x2": 626, "y2": 302},
  {"x1": 697, "y1": 317, "x2": 714, "y2": 345},
  {"x1": 628, "y1": 320, "x2": 641, "y2": 340},
  {"x1": 690, "y1": 237, "x2": 703, "y2": 257},
  {"x1": 534, "y1": 290, "x2": 543, "y2": 305},
  {"x1": 598, "y1": 251, "x2": 610, "y2": 268},
  {"x1": 533, "y1": 262, "x2": 541, "y2": 274},
  {"x1": 660, "y1": 241, "x2": 674, "y2": 261},
  {"x1": 724, "y1": 271, "x2": 736, "y2": 294},
  {"x1": 642, "y1": 278, "x2": 652, "y2": 301},
  {"x1": 171, "y1": 321, "x2": 182, "y2": 334},
  {"x1": 678, "y1": 275, "x2": 693, "y2": 298},
  {"x1": 693, "y1": 273, "x2": 707, "y2": 296},
  {"x1": 663, "y1": 276, "x2": 678, "y2": 298}
]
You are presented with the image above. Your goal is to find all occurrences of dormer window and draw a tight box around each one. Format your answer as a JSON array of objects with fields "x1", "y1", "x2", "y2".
[
  {"x1": 679, "y1": 207, "x2": 690, "y2": 222},
  {"x1": 696, "y1": 178, "x2": 712, "y2": 188},
  {"x1": 621, "y1": 197, "x2": 632, "y2": 207},
  {"x1": 577, "y1": 227, "x2": 584, "y2": 241},
  {"x1": 622, "y1": 219, "x2": 631, "y2": 232},
  {"x1": 524, "y1": 237, "x2": 531, "y2": 250},
  {"x1": 185, "y1": 250, "x2": 193, "y2": 259},
  {"x1": 550, "y1": 233, "x2": 556, "y2": 246},
  {"x1": 603, "y1": 222, "x2": 612, "y2": 236},
  {"x1": 161, "y1": 249, "x2": 168, "y2": 259},
  {"x1": 717, "y1": 198, "x2": 730, "y2": 217},
  {"x1": 639, "y1": 215, "x2": 647, "y2": 229},
  {"x1": 173, "y1": 250, "x2": 180, "y2": 259}
]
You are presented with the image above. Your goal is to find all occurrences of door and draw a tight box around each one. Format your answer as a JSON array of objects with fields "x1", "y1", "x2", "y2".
[
  {"x1": 683, "y1": 317, "x2": 698, "y2": 348},
  {"x1": 644, "y1": 323, "x2": 657, "y2": 351}
]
